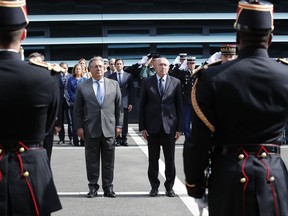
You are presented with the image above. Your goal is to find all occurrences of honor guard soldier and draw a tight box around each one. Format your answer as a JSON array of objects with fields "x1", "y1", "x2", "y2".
[
  {"x1": 184, "y1": 1, "x2": 288, "y2": 216},
  {"x1": 0, "y1": 0, "x2": 62, "y2": 215},
  {"x1": 170, "y1": 52, "x2": 187, "y2": 72},
  {"x1": 206, "y1": 44, "x2": 237, "y2": 65},
  {"x1": 170, "y1": 56, "x2": 197, "y2": 141},
  {"x1": 276, "y1": 58, "x2": 288, "y2": 145}
]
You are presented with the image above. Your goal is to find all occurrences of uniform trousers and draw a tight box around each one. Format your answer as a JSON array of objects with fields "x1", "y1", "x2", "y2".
[{"x1": 182, "y1": 103, "x2": 192, "y2": 141}]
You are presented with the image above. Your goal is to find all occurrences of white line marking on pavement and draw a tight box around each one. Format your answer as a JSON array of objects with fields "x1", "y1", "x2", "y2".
[{"x1": 129, "y1": 127, "x2": 208, "y2": 216}]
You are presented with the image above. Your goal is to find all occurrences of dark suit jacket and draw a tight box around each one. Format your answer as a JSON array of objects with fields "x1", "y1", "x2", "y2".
[
  {"x1": 73, "y1": 77, "x2": 123, "y2": 138},
  {"x1": 139, "y1": 74, "x2": 183, "y2": 134},
  {"x1": 108, "y1": 71, "x2": 134, "y2": 108}
]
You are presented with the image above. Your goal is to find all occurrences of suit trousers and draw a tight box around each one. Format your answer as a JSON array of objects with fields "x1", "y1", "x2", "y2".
[
  {"x1": 122, "y1": 108, "x2": 129, "y2": 140},
  {"x1": 58, "y1": 100, "x2": 72, "y2": 142},
  {"x1": 147, "y1": 126, "x2": 176, "y2": 190},
  {"x1": 85, "y1": 135, "x2": 115, "y2": 191}
]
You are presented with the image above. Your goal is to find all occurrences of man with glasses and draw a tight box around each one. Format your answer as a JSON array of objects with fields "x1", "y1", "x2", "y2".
[{"x1": 74, "y1": 57, "x2": 123, "y2": 198}]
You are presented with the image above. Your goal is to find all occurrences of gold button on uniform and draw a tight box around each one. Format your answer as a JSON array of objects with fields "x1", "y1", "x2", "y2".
[
  {"x1": 23, "y1": 171, "x2": 29, "y2": 177},
  {"x1": 238, "y1": 154, "x2": 245, "y2": 160},
  {"x1": 240, "y1": 178, "x2": 246, "y2": 183},
  {"x1": 269, "y1": 176, "x2": 275, "y2": 182},
  {"x1": 18, "y1": 147, "x2": 25, "y2": 153},
  {"x1": 260, "y1": 152, "x2": 267, "y2": 158}
]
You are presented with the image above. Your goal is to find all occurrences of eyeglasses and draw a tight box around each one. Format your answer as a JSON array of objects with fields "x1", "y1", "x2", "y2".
[
  {"x1": 90, "y1": 65, "x2": 103, "y2": 69},
  {"x1": 187, "y1": 62, "x2": 195, "y2": 64}
]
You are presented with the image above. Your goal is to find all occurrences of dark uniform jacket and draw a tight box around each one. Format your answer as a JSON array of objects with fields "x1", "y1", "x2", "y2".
[
  {"x1": 169, "y1": 68, "x2": 194, "y2": 104},
  {"x1": 184, "y1": 48, "x2": 288, "y2": 216},
  {"x1": 0, "y1": 51, "x2": 62, "y2": 215}
]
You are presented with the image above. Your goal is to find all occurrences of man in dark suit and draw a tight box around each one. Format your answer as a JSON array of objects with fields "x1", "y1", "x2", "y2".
[
  {"x1": 74, "y1": 56, "x2": 123, "y2": 198},
  {"x1": 58, "y1": 62, "x2": 73, "y2": 144},
  {"x1": 0, "y1": 0, "x2": 62, "y2": 215},
  {"x1": 104, "y1": 58, "x2": 116, "y2": 78},
  {"x1": 109, "y1": 58, "x2": 134, "y2": 146},
  {"x1": 184, "y1": 1, "x2": 288, "y2": 215},
  {"x1": 139, "y1": 57, "x2": 183, "y2": 197}
]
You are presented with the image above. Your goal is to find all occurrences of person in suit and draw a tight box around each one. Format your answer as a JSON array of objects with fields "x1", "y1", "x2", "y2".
[
  {"x1": 183, "y1": 1, "x2": 288, "y2": 215},
  {"x1": 0, "y1": 0, "x2": 62, "y2": 215},
  {"x1": 108, "y1": 58, "x2": 134, "y2": 146},
  {"x1": 58, "y1": 62, "x2": 73, "y2": 144},
  {"x1": 139, "y1": 57, "x2": 183, "y2": 197},
  {"x1": 74, "y1": 56, "x2": 123, "y2": 198},
  {"x1": 104, "y1": 58, "x2": 116, "y2": 78}
]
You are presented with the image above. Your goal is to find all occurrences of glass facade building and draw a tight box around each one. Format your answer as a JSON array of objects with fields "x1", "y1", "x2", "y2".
[
  {"x1": 25, "y1": 0, "x2": 288, "y2": 65},
  {"x1": 25, "y1": 0, "x2": 288, "y2": 122}
]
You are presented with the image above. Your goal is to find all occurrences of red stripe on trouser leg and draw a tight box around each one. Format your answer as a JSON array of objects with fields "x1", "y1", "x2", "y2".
[
  {"x1": 240, "y1": 148, "x2": 249, "y2": 216},
  {"x1": 16, "y1": 142, "x2": 40, "y2": 216},
  {"x1": 0, "y1": 144, "x2": 3, "y2": 182},
  {"x1": 258, "y1": 146, "x2": 279, "y2": 216}
]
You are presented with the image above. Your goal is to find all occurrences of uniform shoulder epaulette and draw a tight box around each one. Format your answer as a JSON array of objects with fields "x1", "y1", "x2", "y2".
[
  {"x1": 192, "y1": 59, "x2": 223, "y2": 76},
  {"x1": 203, "y1": 59, "x2": 223, "y2": 68},
  {"x1": 276, "y1": 58, "x2": 288, "y2": 65},
  {"x1": 29, "y1": 59, "x2": 66, "y2": 73}
]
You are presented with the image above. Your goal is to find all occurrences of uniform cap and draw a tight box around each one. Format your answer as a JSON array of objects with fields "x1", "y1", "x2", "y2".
[
  {"x1": 187, "y1": 56, "x2": 196, "y2": 62},
  {"x1": 0, "y1": 0, "x2": 29, "y2": 30},
  {"x1": 234, "y1": 0, "x2": 274, "y2": 33},
  {"x1": 179, "y1": 53, "x2": 187, "y2": 59},
  {"x1": 220, "y1": 44, "x2": 237, "y2": 55},
  {"x1": 150, "y1": 53, "x2": 160, "y2": 58}
]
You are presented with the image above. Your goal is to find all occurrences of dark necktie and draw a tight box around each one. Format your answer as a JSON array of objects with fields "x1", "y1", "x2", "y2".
[
  {"x1": 158, "y1": 78, "x2": 164, "y2": 96},
  {"x1": 118, "y1": 73, "x2": 122, "y2": 85}
]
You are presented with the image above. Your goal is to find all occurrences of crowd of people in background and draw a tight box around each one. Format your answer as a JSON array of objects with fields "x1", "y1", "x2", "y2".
[{"x1": 34, "y1": 43, "x2": 237, "y2": 148}]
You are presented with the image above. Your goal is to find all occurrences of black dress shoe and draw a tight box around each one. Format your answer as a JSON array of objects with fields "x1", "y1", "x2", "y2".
[
  {"x1": 87, "y1": 189, "x2": 98, "y2": 198},
  {"x1": 149, "y1": 189, "x2": 158, "y2": 197},
  {"x1": 104, "y1": 190, "x2": 116, "y2": 198},
  {"x1": 165, "y1": 189, "x2": 176, "y2": 197},
  {"x1": 121, "y1": 141, "x2": 128, "y2": 146},
  {"x1": 115, "y1": 140, "x2": 121, "y2": 146}
]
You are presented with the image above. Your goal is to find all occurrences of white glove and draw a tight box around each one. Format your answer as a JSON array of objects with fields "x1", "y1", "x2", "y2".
[
  {"x1": 138, "y1": 56, "x2": 149, "y2": 65},
  {"x1": 179, "y1": 59, "x2": 188, "y2": 70},
  {"x1": 206, "y1": 52, "x2": 222, "y2": 64},
  {"x1": 195, "y1": 196, "x2": 208, "y2": 209},
  {"x1": 173, "y1": 56, "x2": 181, "y2": 65}
]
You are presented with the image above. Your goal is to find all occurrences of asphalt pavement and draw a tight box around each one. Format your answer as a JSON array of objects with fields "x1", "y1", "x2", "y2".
[{"x1": 50, "y1": 124, "x2": 288, "y2": 216}]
